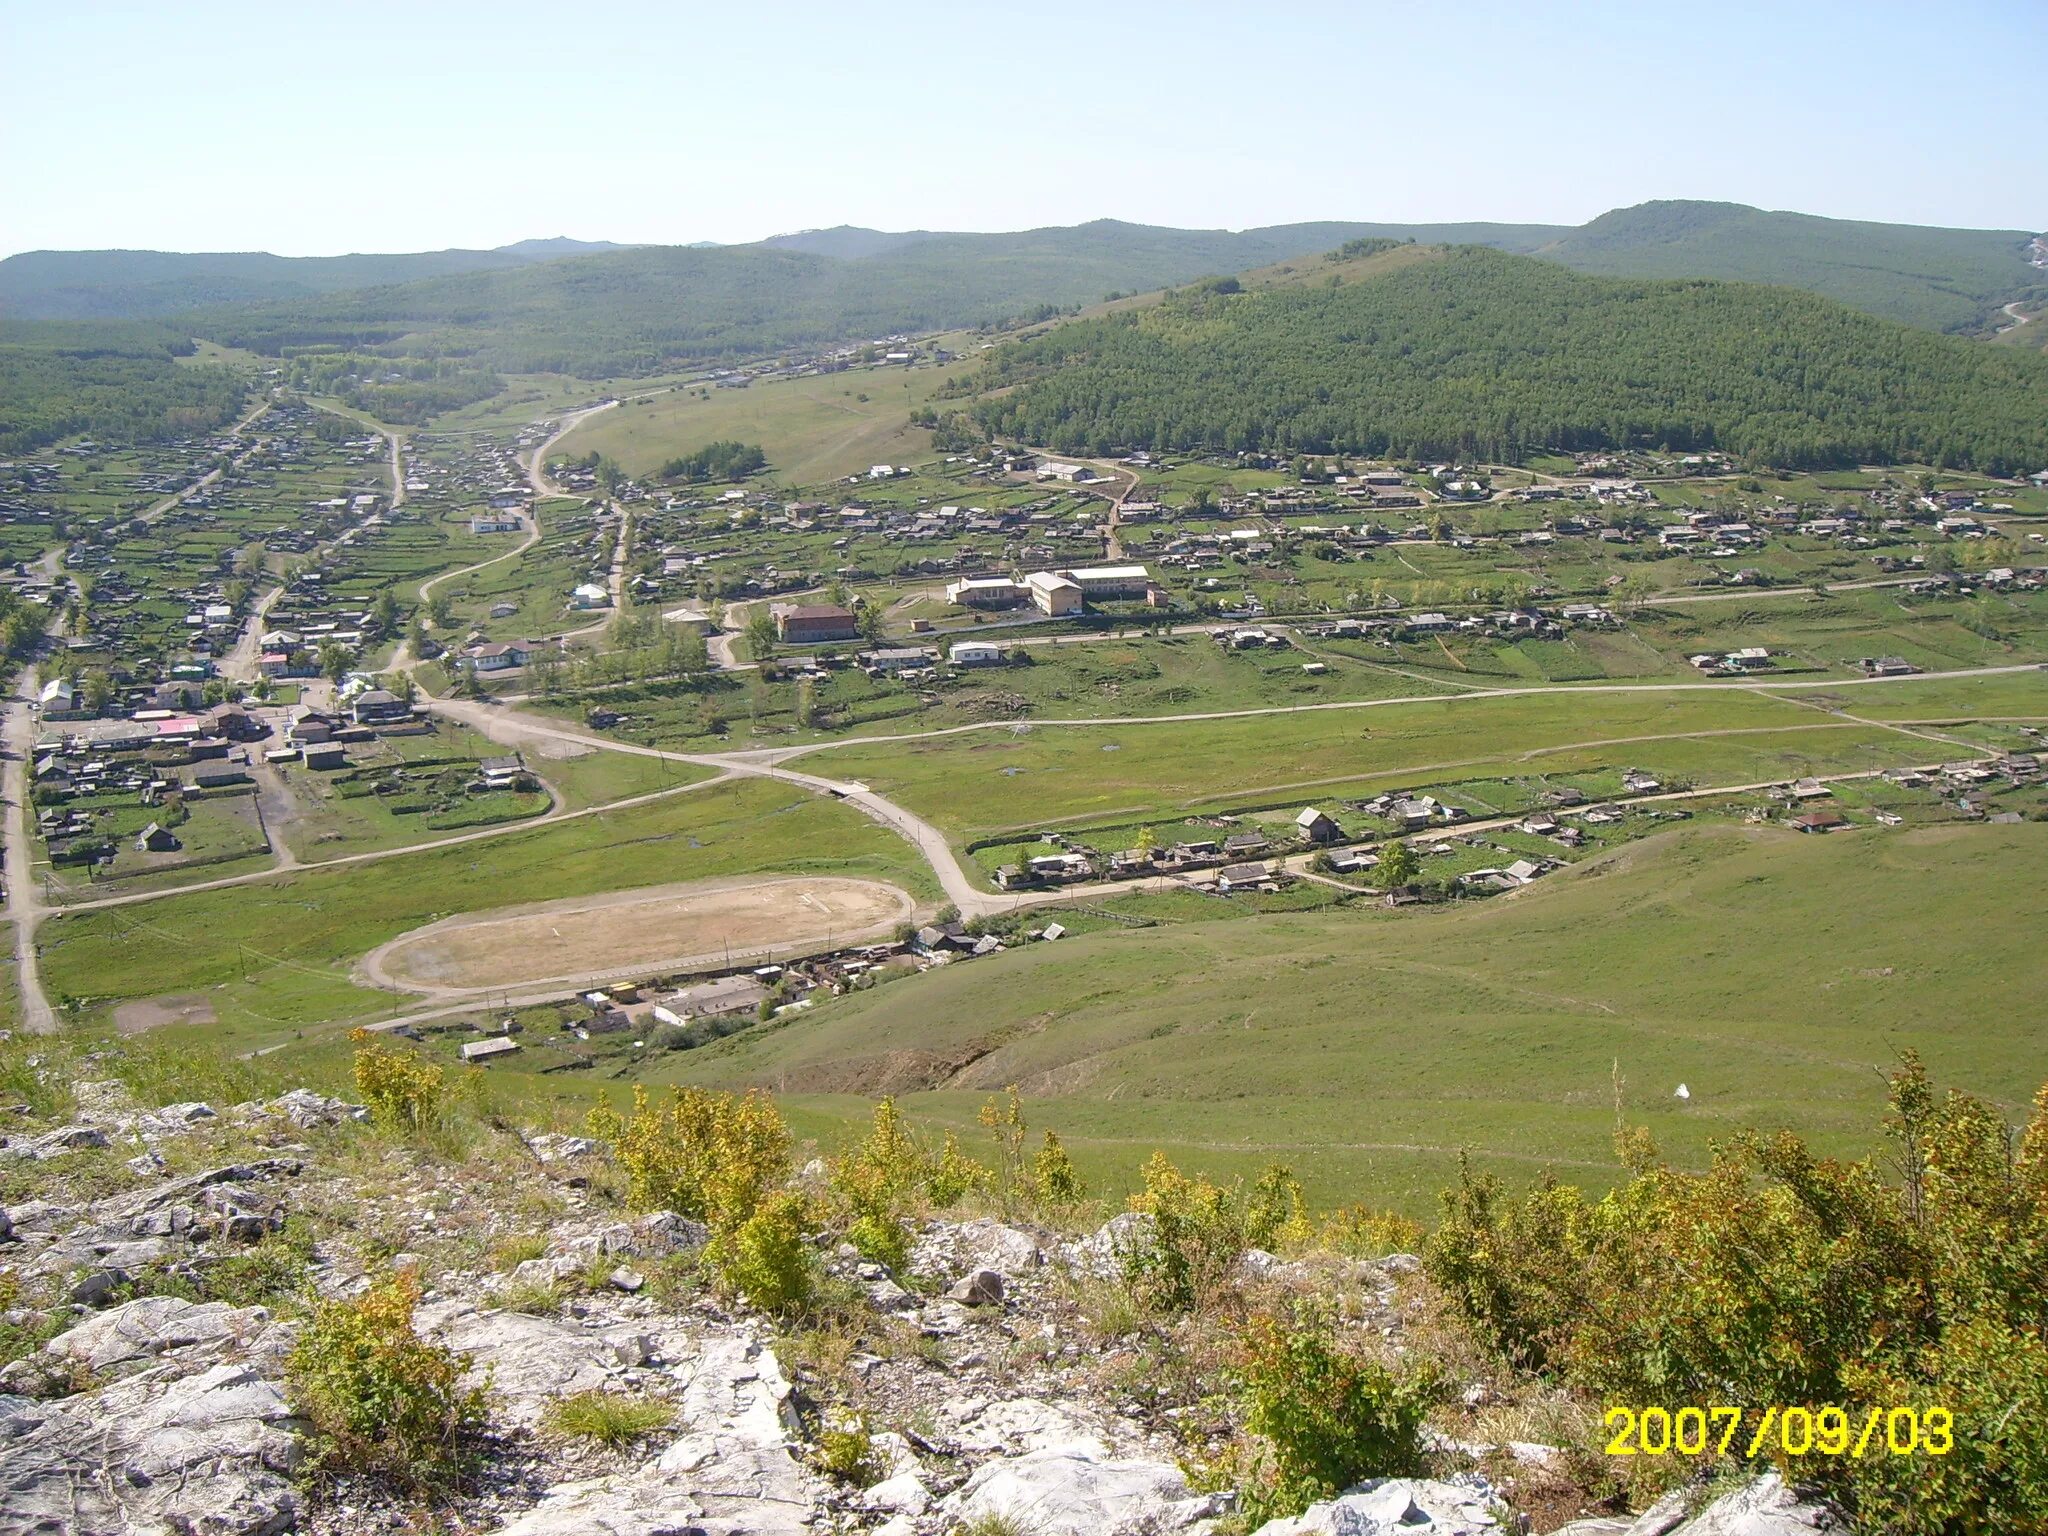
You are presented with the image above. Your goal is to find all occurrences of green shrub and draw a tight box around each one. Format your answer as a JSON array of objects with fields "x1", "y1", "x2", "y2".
[
  {"x1": 1029, "y1": 1129, "x2": 1086, "y2": 1211},
  {"x1": 813, "y1": 1411, "x2": 885, "y2": 1487},
  {"x1": 543, "y1": 1390, "x2": 674, "y2": 1447},
  {"x1": 1226, "y1": 1306, "x2": 1441, "y2": 1526},
  {"x1": 707, "y1": 1191, "x2": 816, "y2": 1317},
  {"x1": 285, "y1": 1273, "x2": 488, "y2": 1492},
  {"x1": 350, "y1": 1033, "x2": 455, "y2": 1135},
  {"x1": 587, "y1": 1085, "x2": 790, "y2": 1228},
  {"x1": 1123, "y1": 1153, "x2": 1309, "y2": 1313},
  {"x1": 829, "y1": 1098, "x2": 924, "y2": 1272}
]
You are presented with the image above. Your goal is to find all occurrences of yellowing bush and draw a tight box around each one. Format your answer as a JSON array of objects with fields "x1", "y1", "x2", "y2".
[
  {"x1": 587, "y1": 1085, "x2": 790, "y2": 1229},
  {"x1": 349, "y1": 1032, "x2": 453, "y2": 1134},
  {"x1": 707, "y1": 1190, "x2": 816, "y2": 1317}
]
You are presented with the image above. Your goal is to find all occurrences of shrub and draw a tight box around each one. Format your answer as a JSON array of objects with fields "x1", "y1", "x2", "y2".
[
  {"x1": 813, "y1": 1411, "x2": 885, "y2": 1487},
  {"x1": 286, "y1": 1273, "x2": 488, "y2": 1492},
  {"x1": 1226, "y1": 1306, "x2": 1441, "y2": 1526},
  {"x1": 830, "y1": 1098, "x2": 925, "y2": 1272},
  {"x1": 1123, "y1": 1154, "x2": 1310, "y2": 1312},
  {"x1": 1029, "y1": 1129, "x2": 1086, "y2": 1211},
  {"x1": 1318, "y1": 1204, "x2": 1425, "y2": 1258},
  {"x1": 925, "y1": 1128, "x2": 993, "y2": 1208},
  {"x1": 349, "y1": 1033, "x2": 453, "y2": 1134},
  {"x1": 707, "y1": 1191, "x2": 816, "y2": 1317},
  {"x1": 543, "y1": 1390, "x2": 674, "y2": 1447},
  {"x1": 1426, "y1": 1056, "x2": 2048, "y2": 1533},
  {"x1": 588, "y1": 1085, "x2": 790, "y2": 1229}
]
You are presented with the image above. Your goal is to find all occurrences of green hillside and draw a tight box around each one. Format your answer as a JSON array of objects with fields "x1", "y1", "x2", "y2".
[
  {"x1": 0, "y1": 241, "x2": 626, "y2": 320},
  {"x1": 1538, "y1": 200, "x2": 2045, "y2": 332},
  {"x1": 660, "y1": 824, "x2": 2048, "y2": 1212},
  {"x1": 972, "y1": 244, "x2": 2048, "y2": 473}
]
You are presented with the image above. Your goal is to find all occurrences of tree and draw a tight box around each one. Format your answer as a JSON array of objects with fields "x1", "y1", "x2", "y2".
[
  {"x1": 856, "y1": 603, "x2": 887, "y2": 646},
  {"x1": 81, "y1": 669, "x2": 115, "y2": 715},
  {"x1": 1377, "y1": 839, "x2": 1419, "y2": 888},
  {"x1": 373, "y1": 587, "x2": 400, "y2": 635},
  {"x1": 319, "y1": 643, "x2": 352, "y2": 685},
  {"x1": 745, "y1": 610, "x2": 777, "y2": 661}
]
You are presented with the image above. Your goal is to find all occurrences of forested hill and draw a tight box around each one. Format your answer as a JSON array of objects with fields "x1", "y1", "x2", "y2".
[
  {"x1": 970, "y1": 246, "x2": 2048, "y2": 474},
  {"x1": 0, "y1": 321, "x2": 248, "y2": 455},
  {"x1": 0, "y1": 240, "x2": 628, "y2": 321},
  {"x1": 1535, "y1": 201, "x2": 2046, "y2": 333},
  {"x1": 181, "y1": 220, "x2": 1566, "y2": 375}
]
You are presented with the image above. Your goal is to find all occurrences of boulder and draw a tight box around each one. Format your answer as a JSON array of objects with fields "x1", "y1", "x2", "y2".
[
  {"x1": 949, "y1": 1394, "x2": 1103, "y2": 1454},
  {"x1": 4, "y1": 1124, "x2": 110, "y2": 1161},
  {"x1": 911, "y1": 1216, "x2": 1047, "y2": 1280},
  {"x1": 418, "y1": 1303, "x2": 634, "y2": 1425},
  {"x1": 947, "y1": 1268, "x2": 1006, "y2": 1306},
  {"x1": 262, "y1": 1087, "x2": 368, "y2": 1127},
  {"x1": 0, "y1": 1362, "x2": 301, "y2": 1536},
  {"x1": 944, "y1": 1438, "x2": 1223, "y2": 1536},
  {"x1": 1250, "y1": 1476, "x2": 1505, "y2": 1535},
  {"x1": 1065, "y1": 1210, "x2": 1156, "y2": 1277}
]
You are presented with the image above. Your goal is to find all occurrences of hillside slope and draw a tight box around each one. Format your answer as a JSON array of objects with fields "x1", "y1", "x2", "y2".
[
  {"x1": 971, "y1": 244, "x2": 2048, "y2": 473},
  {"x1": 0, "y1": 240, "x2": 627, "y2": 320},
  {"x1": 1537, "y1": 200, "x2": 2046, "y2": 332}
]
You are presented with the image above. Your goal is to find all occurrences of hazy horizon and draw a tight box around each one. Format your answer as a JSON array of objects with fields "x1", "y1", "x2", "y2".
[{"x1": 5, "y1": 0, "x2": 2045, "y2": 262}]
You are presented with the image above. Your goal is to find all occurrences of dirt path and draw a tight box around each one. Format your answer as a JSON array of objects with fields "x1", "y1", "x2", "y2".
[{"x1": 2, "y1": 661, "x2": 57, "y2": 1032}]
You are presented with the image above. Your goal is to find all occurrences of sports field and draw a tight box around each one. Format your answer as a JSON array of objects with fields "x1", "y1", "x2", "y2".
[{"x1": 362, "y1": 875, "x2": 914, "y2": 993}]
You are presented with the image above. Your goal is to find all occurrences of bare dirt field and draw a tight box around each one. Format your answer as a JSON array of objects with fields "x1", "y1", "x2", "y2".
[
  {"x1": 114, "y1": 993, "x2": 219, "y2": 1035},
  {"x1": 359, "y1": 875, "x2": 915, "y2": 995}
]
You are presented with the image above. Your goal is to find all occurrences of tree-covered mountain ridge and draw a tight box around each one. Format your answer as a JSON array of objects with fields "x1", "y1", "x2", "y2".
[{"x1": 970, "y1": 244, "x2": 2048, "y2": 474}]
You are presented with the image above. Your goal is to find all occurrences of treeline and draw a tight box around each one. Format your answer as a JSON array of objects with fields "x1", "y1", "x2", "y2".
[
  {"x1": 0, "y1": 321, "x2": 247, "y2": 454},
  {"x1": 283, "y1": 352, "x2": 501, "y2": 425},
  {"x1": 972, "y1": 247, "x2": 2048, "y2": 474},
  {"x1": 658, "y1": 440, "x2": 766, "y2": 481}
]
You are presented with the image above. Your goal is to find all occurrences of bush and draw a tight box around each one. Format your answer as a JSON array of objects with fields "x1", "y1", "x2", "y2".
[
  {"x1": 1030, "y1": 1129, "x2": 1086, "y2": 1210},
  {"x1": 1426, "y1": 1056, "x2": 2048, "y2": 1533},
  {"x1": 349, "y1": 1033, "x2": 453, "y2": 1135},
  {"x1": 1226, "y1": 1306, "x2": 1441, "y2": 1526},
  {"x1": 707, "y1": 1191, "x2": 816, "y2": 1317},
  {"x1": 829, "y1": 1098, "x2": 925, "y2": 1272},
  {"x1": 588, "y1": 1085, "x2": 790, "y2": 1229},
  {"x1": 813, "y1": 1411, "x2": 885, "y2": 1487},
  {"x1": 1123, "y1": 1153, "x2": 1309, "y2": 1313},
  {"x1": 543, "y1": 1390, "x2": 675, "y2": 1446},
  {"x1": 285, "y1": 1273, "x2": 488, "y2": 1492}
]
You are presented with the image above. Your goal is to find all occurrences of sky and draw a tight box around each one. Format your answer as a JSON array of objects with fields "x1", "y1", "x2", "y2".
[{"x1": 3, "y1": 0, "x2": 2044, "y2": 258}]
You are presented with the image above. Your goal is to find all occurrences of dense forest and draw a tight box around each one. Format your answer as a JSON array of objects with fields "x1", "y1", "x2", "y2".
[
  {"x1": 971, "y1": 247, "x2": 2048, "y2": 474},
  {"x1": 283, "y1": 352, "x2": 502, "y2": 426},
  {"x1": 659, "y1": 440, "x2": 767, "y2": 481},
  {"x1": 0, "y1": 321, "x2": 248, "y2": 455}
]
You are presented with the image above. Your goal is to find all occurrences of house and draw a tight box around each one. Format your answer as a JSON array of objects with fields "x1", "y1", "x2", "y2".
[
  {"x1": 945, "y1": 577, "x2": 1027, "y2": 609},
  {"x1": 772, "y1": 603, "x2": 859, "y2": 643},
  {"x1": 949, "y1": 641, "x2": 1004, "y2": 667},
  {"x1": 301, "y1": 742, "x2": 348, "y2": 770},
  {"x1": 190, "y1": 765, "x2": 249, "y2": 790},
  {"x1": 861, "y1": 647, "x2": 936, "y2": 674},
  {"x1": 652, "y1": 974, "x2": 770, "y2": 1027},
  {"x1": 208, "y1": 705, "x2": 263, "y2": 741},
  {"x1": 470, "y1": 513, "x2": 523, "y2": 535},
  {"x1": 914, "y1": 923, "x2": 975, "y2": 954},
  {"x1": 1036, "y1": 462, "x2": 1096, "y2": 482},
  {"x1": 1504, "y1": 859, "x2": 1545, "y2": 885},
  {"x1": 1025, "y1": 571, "x2": 1083, "y2": 617},
  {"x1": 1216, "y1": 861, "x2": 1272, "y2": 892},
  {"x1": 459, "y1": 1038, "x2": 522, "y2": 1064},
  {"x1": 465, "y1": 642, "x2": 530, "y2": 673},
  {"x1": 1222, "y1": 831, "x2": 1269, "y2": 857},
  {"x1": 352, "y1": 689, "x2": 409, "y2": 725},
  {"x1": 136, "y1": 821, "x2": 179, "y2": 853},
  {"x1": 1789, "y1": 810, "x2": 1848, "y2": 833},
  {"x1": 38, "y1": 677, "x2": 89, "y2": 720},
  {"x1": 1295, "y1": 806, "x2": 1341, "y2": 844},
  {"x1": 1621, "y1": 769, "x2": 1662, "y2": 794},
  {"x1": 476, "y1": 755, "x2": 526, "y2": 789},
  {"x1": 1860, "y1": 656, "x2": 1917, "y2": 678},
  {"x1": 571, "y1": 583, "x2": 611, "y2": 609}
]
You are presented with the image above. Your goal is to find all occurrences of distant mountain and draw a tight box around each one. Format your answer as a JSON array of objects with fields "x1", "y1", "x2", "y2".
[
  {"x1": 757, "y1": 226, "x2": 940, "y2": 260},
  {"x1": 973, "y1": 243, "x2": 2048, "y2": 475},
  {"x1": 0, "y1": 239, "x2": 631, "y2": 320},
  {"x1": 1535, "y1": 200, "x2": 2047, "y2": 332},
  {"x1": 492, "y1": 237, "x2": 635, "y2": 260}
]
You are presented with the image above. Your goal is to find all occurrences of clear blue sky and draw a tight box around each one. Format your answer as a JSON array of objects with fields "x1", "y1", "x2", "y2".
[{"x1": 4, "y1": 0, "x2": 2043, "y2": 257}]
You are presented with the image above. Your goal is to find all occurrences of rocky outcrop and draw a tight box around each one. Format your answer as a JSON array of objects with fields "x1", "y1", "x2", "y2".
[
  {"x1": 941, "y1": 1437, "x2": 1226, "y2": 1535},
  {"x1": 0, "y1": 1362, "x2": 303, "y2": 1536},
  {"x1": 1250, "y1": 1476, "x2": 1504, "y2": 1534},
  {"x1": 1555, "y1": 1473, "x2": 1850, "y2": 1536}
]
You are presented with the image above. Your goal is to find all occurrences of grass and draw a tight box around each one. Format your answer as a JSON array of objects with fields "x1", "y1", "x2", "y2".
[
  {"x1": 795, "y1": 684, "x2": 1981, "y2": 845},
  {"x1": 667, "y1": 821, "x2": 2048, "y2": 1217},
  {"x1": 543, "y1": 1390, "x2": 676, "y2": 1446},
  {"x1": 39, "y1": 776, "x2": 940, "y2": 1047},
  {"x1": 559, "y1": 365, "x2": 958, "y2": 485}
]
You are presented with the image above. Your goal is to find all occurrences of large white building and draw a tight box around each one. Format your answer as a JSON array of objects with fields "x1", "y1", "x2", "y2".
[
  {"x1": 1062, "y1": 564, "x2": 1152, "y2": 599},
  {"x1": 945, "y1": 576, "x2": 1028, "y2": 609}
]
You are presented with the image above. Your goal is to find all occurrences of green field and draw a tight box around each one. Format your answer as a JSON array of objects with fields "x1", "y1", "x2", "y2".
[
  {"x1": 40, "y1": 776, "x2": 940, "y2": 1046},
  {"x1": 659, "y1": 821, "x2": 2048, "y2": 1214},
  {"x1": 795, "y1": 682, "x2": 2008, "y2": 844},
  {"x1": 559, "y1": 364, "x2": 956, "y2": 484}
]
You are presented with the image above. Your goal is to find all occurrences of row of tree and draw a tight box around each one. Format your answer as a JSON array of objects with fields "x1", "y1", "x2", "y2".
[{"x1": 0, "y1": 321, "x2": 247, "y2": 454}]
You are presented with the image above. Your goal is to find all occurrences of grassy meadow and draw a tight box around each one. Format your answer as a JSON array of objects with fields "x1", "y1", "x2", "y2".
[{"x1": 659, "y1": 821, "x2": 2048, "y2": 1215}]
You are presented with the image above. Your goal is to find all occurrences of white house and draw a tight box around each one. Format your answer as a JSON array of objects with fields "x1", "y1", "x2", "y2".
[
  {"x1": 949, "y1": 640, "x2": 1004, "y2": 667},
  {"x1": 571, "y1": 583, "x2": 610, "y2": 609}
]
